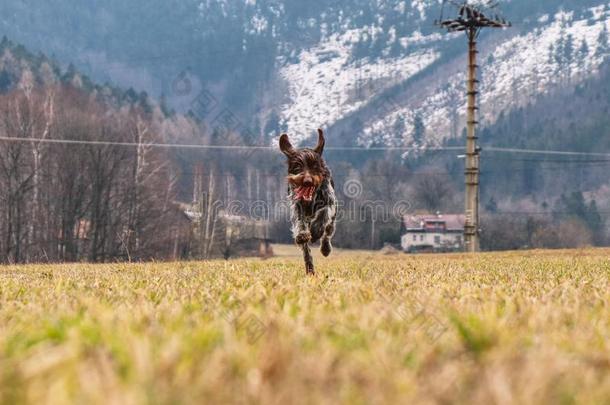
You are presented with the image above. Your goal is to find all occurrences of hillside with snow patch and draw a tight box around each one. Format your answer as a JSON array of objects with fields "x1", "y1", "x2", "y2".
[
  {"x1": 278, "y1": 29, "x2": 439, "y2": 139},
  {"x1": 275, "y1": 3, "x2": 610, "y2": 147}
]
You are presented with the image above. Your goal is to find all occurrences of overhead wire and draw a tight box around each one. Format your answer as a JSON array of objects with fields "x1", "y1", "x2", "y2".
[{"x1": 3, "y1": 136, "x2": 610, "y2": 159}]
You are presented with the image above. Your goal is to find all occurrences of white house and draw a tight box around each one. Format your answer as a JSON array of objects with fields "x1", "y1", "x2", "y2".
[{"x1": 401, "y1": 214, "x2": 465, "y2": 253}]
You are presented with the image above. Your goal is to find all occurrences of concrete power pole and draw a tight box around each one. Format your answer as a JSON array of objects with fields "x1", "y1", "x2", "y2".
[
  {"x1": 437, "y1": 2, "x2": 511, "y2": 252},
  {"x1": 465, "y1": 28, "x2": 480, "y2": 252}
]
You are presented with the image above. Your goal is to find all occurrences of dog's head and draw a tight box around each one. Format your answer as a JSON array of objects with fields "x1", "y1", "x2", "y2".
[{"x1": 279, "y1": 129, "x2": 329, "y2": 202}]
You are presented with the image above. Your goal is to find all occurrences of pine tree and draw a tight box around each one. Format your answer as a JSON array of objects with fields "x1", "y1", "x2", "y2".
[
  {"x1": 370, "y1": 35, "x2": 385, "y2": 59},
  {"x1": 264, "y1": 111, "x2": 280, "y2": 143},
  {"x1": 389, "y1": 38, "x2": 403, "y2": 58},
  {"x1": 596, "y1": 24, "x2": 609, "y2": 60},
  {"x1": 412, "y1": 113, "x2": 425, "y2": 146},
  {"x1": 587, "y1": 9, "x2": 597, "y2": 26},
  {"x1": 485, "y1": 197, "x2": 498, "y2": 213},
  {"x1": 554, "y1": 37, "x2": 564, "y2": 66},
  {"x1": 393, "y1": 115, "x2": 406, "y2": 145},
  {"x1": 353, "y1": 33, "x2": 372, "y2": 60},
  {"x1": 548, "y1": 43, "x2": 559, "y2": 84},
  {"x1": 563, "y1": 34, "x2": 574, "y2": 82},
  {"x1": 587, "y1": 199, "x2": 604, "y2": 245},
  {"x1": 554, "y1": 31, "x2": 566, "y2": 81},
  {"x1": 0, "y1": 36, "x2": 10, "y2": 52},
  {"x1": 577, "y1": 39, "x2": 589, "y2": 75}
]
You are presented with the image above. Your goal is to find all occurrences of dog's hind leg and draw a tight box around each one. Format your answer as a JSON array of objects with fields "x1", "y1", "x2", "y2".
[
  {"x1": 320, "y1": 227, "x2": 334, "y2": 258},
  {"x1": 319, "y1": 181, "x2": 337, "y2": 257},
  {"x1": 301, "y1": 243, "x2": 315, "y2": 275}
]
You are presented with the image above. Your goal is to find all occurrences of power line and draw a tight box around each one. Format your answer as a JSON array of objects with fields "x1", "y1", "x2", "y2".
[
  {"x1": 99, "y1": 163, "x2": 610, "y2": 178},
  {"x1": 0, "y1": 136, "x2": 462, "y2": 152},
  {"x1": 0, "y1": 136, "x2": 271, "y2": 150},
  {"x1": 487, "y1": 211, "x2": 610, "y2": 216},
  {"x1": 485, "y1": 146, "x2": 610, "y2": 158},
  {"x1": 489, "y1": 157, "x2": 610, "y2": 163},
  {"x1": 4, "y1": 136, "x2": 610, "y2": 159}
]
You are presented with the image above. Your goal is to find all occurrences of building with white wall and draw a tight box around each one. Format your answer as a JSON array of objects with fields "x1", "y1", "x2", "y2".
[{"x1": 401, "y1": 214, "x2": 465, "y2": 253}]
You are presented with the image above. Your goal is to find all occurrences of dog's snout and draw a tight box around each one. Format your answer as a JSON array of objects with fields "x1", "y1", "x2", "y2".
[{"x1": 303, "y1": 174, "x2": 314, "y2": 187}]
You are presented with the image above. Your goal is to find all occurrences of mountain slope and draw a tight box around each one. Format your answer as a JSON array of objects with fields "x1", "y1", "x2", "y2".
[
  {"x1": 478, "y1": 59, "x2": 610, "y2": 198},
  {"x1": 351, "y1": 5, "x2": 610, "y2": 148},
  {"x1": 0, "y1": 1, "x2": 608, "y2": 148}
]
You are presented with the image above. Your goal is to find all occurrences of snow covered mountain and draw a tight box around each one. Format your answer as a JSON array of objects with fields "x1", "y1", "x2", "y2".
[
  {"x1": 276, "y1": 3, "x2": 610, "y2": 147},
  {"x1": 0, "y1": 0, "x2": 609, "y2": 149},
  {"x1": 278, "y1": 29, "x2": 440, "y2": 142}
]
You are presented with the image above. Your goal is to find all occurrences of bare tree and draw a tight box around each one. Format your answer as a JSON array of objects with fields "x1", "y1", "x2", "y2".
[{"x1": 414, "y1": 176, "x2": 456, "y2": 213}]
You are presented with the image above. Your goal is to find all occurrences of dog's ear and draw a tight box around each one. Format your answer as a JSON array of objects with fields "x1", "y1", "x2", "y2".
[
  {"x1": 279, "y1": 134, "x2": 296, "y2": 157},
  {"x1": 314, "y1": 128, "x2": 325, "y2": 155}
]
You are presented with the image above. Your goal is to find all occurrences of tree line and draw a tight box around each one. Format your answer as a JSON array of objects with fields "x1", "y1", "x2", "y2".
[{"x1": 0, "y1": 79, "x2": 181, "y2": 263}]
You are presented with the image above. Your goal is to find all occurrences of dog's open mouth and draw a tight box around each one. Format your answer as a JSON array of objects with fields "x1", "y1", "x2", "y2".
[{"x1": 294, "y1": 186, "x2": 316, "y2": 202}]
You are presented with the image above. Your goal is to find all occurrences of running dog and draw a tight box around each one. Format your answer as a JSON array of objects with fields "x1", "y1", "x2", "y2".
[{"x1": 279, "y1": 129, "x2": 337, "y2": 275}]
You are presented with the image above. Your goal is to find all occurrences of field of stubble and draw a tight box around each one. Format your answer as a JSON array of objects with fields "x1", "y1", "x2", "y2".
[{"x1": 0, "y1": 247, "x2": 609, "y2": 404}]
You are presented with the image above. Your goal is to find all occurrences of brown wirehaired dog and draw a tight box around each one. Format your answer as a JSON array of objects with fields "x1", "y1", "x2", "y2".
[{"x1": 280, "y1": 129, "x2": 337, "y2": 275}]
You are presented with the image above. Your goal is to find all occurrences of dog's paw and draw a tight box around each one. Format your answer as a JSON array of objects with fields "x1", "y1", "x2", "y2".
[
  {"x1": 295, "y1": 231, "x2": 311, "y2": 245},
  {"x1": 306, "y1": 263, "x2": 315, "y2": 275},
  {"x1": 320, "y1": 239, "x2": 332, "y2": 257}
]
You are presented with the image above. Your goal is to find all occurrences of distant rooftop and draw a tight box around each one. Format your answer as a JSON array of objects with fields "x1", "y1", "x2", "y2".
[{"x1": 403, "y1": 213, "x2": 465, "y2": 232}]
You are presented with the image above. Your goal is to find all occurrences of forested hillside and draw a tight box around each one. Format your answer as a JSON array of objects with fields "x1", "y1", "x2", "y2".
[
  {"x1": 1, "y1": 1, "x2": 608, "y2": 146},
  {"x1": 475, "y1": 61, "x2": 610, "y2": 250},
  {"x1": 481, "y1": 61, "x2": 610, "y2": 199}
]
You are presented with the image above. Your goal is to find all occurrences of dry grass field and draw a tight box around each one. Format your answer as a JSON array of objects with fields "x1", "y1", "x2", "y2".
[{"x1": 1, "y1": 247, "x2": 609, "y2": 404}]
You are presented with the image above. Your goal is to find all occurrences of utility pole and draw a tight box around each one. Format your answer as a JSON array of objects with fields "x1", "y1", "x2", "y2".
[{"x1": 437, "y1": 1, "x2": 510, "y2": 252}]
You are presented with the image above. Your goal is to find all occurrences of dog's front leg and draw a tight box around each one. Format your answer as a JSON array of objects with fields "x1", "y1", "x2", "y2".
[
  {"x1": 291, "y1": 203, "x2": 311, "y2": 245},
  {"x1": 320, "y1": 185, "x2": 337, "y2": 257},
  {"x1": 291, "y1": 203, "x2": 314, "y2": 274},
  {"x1": 320, "y1": 205, "x2": 336, "y2": 257},
  {"x1": 301, "y1": 243, "x2": 315, "y2": 275}
]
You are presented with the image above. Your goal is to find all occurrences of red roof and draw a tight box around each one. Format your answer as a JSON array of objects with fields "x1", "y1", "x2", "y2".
[{"x1": 403, "y1": 214, "x2": 465, "y2": 232}]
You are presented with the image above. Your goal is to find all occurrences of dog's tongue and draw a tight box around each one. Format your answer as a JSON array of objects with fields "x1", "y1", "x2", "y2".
[{"x1": 294, "y1": 186, "x2": 316, "y2": 202}]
